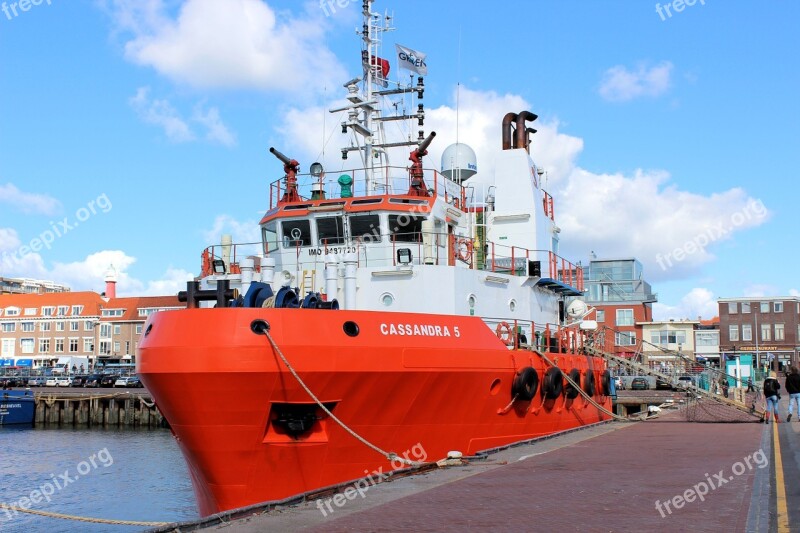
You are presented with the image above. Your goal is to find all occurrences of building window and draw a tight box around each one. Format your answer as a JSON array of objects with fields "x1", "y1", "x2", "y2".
[
  {"x1": 72, "y1": 305, "x2": 84, "y2": 315},
  {"x1": 742, "y1": 324, "x2": 752, "y2": 341},
  {"x1": 596, "y1": 310, "x2": 605, "y2": 323},
  {"x1": 24, "y1": 308, "x2": 37, "y2": 316},
  {"x1": 615, "y1": 331, "x2": 636, "y2": 346},
  {"x1": 728, "y1": 302, "x2": 737, "y2": 314},
  {"x1": 69, "y1": 339, "x2": 79, "y2": 352},
  {"x1": 761, "y1": 324, "x2": 771, "y2": 341},
  {"x1": 114, "y1": 341, "x2": 121, "y2": 353},
  {"x1": 741, "y1": 302, "x2": 750, "y2": 313},
  {"x1": 99, "y1": 340, "x2": 111, "y2": 355},
  {"x1": 1, "y1": 322, "x2": 15, "y2": 333},
  {"x1": 774, "y1": 302, "x2": 784, "y2": 313},
  {"x1": 56, "y1": 321, "x2": 65, "y2": 331},
  {"x1": 1, "y1": 338, "x2": 15, "y2": 357},
  {"x1": 41, "y1": 306, "x2": 55, "y2": 316},
  {"x1": 20, "y1": 338, "x2": 34, "y2": 354},
  {"x1": 85, "y1": 321, "x2": 94, "y2": 331},
  {"x1": 40, "y1": 322, "x2": 51, "y2": 332},
  {"x1": 39, "y1": 338, "x2": 50, "y2": 353},
  {"x1": 70, "y1": 321, "x2": 79, "y2": 331},
  {"x1": 55, "y1": 339, "x2": 65, "y2": 353},
  {"x1": 114, "y1": 325, "x2": 121, "y2": 335},
  {"x1": 100, "y1": 324, "x2": 111, "y2": 338},
  {"x1": 21, "y1": 322, "x2": 35, "y2": 332},
  {"x1": 125, "y1": 341, "x2": 130, "y2": 354},
  {"x1": 57, "y1": 306, "x2": 68, "y2": 316},
  {"x1": 695, "y1": 331, "x2": 719, "y2": 346},
  {"x1": 775, "y1": 323, "x2": 785, "y2": 341},
  {"x1": 729, "y1": 325, "x2": 739, "y2": 342},
  {"x1": 101, "y1": 309, "x2": 124, "y2": 317},
  {"x1": 135, "y1": 324, "x2": 143, "y2": 335},
  {"x1": 83, "y1": 339, "x2": 93, "y2": 352},
  {"x1": 5, "y1": 307, "x2": 20, "y2": 316},
  {"x1": 616, "y1": 309, "x2": 634, "y2": 327},
  {"x1": 760, "y1": 302, "x2": 770, "y2": 313}
]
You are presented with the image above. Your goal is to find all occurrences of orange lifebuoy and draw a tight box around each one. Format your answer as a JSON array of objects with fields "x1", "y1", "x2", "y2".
[
  {"x1": 496, "y1": 321, "x2": 513, "y2": 346},
  {"x1": 456, "y1": 239, "x2": 473, "y2": 264}
]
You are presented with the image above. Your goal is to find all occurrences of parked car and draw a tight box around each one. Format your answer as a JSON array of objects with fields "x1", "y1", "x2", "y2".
[
  {"x1": 71, "y1": 375, "x2": 89, "y2": 387},
  {"x1": 45, "y1": 377, "x2": 58, "y2": 387},
  {"x1": 56, "y1": 376, "x2": 73, "y2": 387},
  {"x1": 27, "y1": 377, "x2": 46, "y2": 387},
  {"x1": 100, "y1": 374, "x2": 119, "y2": 388},
  {"x1": 630, "y1": 377, "x2": 649, "y2": 390},
  {"x1": 84, "y1": 374, "x2": 104, "y2": 388},
  {"x1": 114, "y1": 376, "x2": 143, "y2": 388},
  {"x1": 655, "y1": 377, "x2": 672, "y2": 390},
  {"x1": 676, "y1": 376, "x2": 696, "y2": 388}
]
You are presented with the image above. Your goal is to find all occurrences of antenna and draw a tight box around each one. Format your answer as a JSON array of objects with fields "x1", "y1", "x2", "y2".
[{"x1": 456, "y1": 25, "x2": 462, "y2": 146}]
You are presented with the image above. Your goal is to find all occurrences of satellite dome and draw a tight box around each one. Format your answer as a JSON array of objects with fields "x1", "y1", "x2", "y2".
[
  {"x1": 566, "y1": 300, "x2": 589, "y2": 319},
  {"x1": 440, "y1": 143, "x2": 477, "y2": 182}
]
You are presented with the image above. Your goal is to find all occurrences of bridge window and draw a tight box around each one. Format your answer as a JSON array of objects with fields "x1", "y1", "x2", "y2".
[
  {"x1": 389, "y1": 214, "x2": 424, "y2": 242},
  {"x1": 350, "y1": 215, "x2": 381, "y2": 243},
  {"x1": 262, "y1": 223, "x2": 279, "y2": 254},
  {"x1": 316, "y1": 217, "x2": 345, "y2": 245},
  {"x1": 281, "y1": 220, "x2": 312, "y2": 247}
]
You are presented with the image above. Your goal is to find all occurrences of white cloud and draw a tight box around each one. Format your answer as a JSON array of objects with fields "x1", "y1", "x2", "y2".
[
  {"x1": 0, "y1": 227, "x2": 22, "y2": 253},
  {"x1": 129, "y1": 86, "x2": 195, "y2": 143},
  {"x1": 193, "y1": 104, "x2": 236, "y2": 146},
  {"x1": 203, "y1": 214, "x2": 262, "y2": 247},
  {"x1": 599, "y1": 61, "x2": 673, "y2": 102},
  {"x1": 0, "y1": 183, "x2": 61, "y2": 215},
  {"x1": 278, "y1": 86, "x2": 767, "y2": 285},
  {"x1": 653, "y1": 288, "x2": 719, "y2": 320},
  {"x1": 129, "y1": 87, "x2": 236, "y2": 146},
  {"x1": 132, "y1": 267, "x2": 195, "y2": 297},
  {"x1": 110, "y1": 0, "x2": 345, "y2": 96}
]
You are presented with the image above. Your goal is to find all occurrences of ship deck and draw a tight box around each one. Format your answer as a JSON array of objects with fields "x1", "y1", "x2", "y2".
[{"x1": 146, "y1": 392, "x2": 800, "y2": 533}]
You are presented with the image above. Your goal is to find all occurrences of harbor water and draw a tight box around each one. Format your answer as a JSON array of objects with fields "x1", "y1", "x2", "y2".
[{"x1": 0, "y1": 427, "x2": 198, "y2": 532}]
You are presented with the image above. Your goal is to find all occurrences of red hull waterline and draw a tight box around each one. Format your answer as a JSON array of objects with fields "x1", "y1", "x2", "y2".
[{"x1": 138, "y1": 308, "x2": 612, "y2": 516}]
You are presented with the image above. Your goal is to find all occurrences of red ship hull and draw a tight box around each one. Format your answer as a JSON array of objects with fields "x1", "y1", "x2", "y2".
[{"x1": 138, "y1": 308, "x2": 612, "y2": 516}]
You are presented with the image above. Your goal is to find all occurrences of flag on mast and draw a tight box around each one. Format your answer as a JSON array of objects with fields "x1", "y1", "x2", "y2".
[{"x1": 396, "y1": 44, "x2": 428, "y2": 76}]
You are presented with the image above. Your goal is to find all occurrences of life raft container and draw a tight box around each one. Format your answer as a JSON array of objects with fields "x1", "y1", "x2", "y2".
[{"x1": 511, "y1": 367, "x2": 539, "y2": 401}]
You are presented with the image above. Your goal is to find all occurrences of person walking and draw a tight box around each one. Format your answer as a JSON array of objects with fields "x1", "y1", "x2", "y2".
[
  {"x1": 763, "y1": 371, "x2": 781, "y2": 423},
  {"x1": 786, "y1": 367, "x2": 800, "y2": 422},
  {"x1": 746, "y1": 376, "x2": 755, "y2": 392}
]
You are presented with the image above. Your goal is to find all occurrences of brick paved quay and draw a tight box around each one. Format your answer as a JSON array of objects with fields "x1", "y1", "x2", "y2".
[{"x1": 161, "y1": 404, "x2": 789, "y2": 533}]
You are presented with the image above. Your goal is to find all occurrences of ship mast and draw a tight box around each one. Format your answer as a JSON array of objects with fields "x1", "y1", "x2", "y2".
[{"x1": 333, "y1": 0, "x2": 425, "y2": 195}]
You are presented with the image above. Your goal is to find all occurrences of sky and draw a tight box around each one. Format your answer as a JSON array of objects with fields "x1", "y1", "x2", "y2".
[{"x1": 0, "y1": 0, "x2": 798, "y2": 319}]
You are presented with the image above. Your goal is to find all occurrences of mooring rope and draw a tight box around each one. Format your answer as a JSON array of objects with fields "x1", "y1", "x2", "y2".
[
  {"x1": 261, "y1": 328, "x2": 422, "y2": 467},
  {"x1": 0, "y1": 503, "x2": 169, "y2": 527}
]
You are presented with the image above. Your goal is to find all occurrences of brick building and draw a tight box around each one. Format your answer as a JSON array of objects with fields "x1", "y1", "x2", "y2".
[
  {"x1": 718, "y1": 297, "x2": 800, "y2": 370},
  {"x1": 583, "y1": 258, "x2": 657, "y2": 357},
  {"x1": 0, "y1": 270, "x2": 181, "y2": 371}
]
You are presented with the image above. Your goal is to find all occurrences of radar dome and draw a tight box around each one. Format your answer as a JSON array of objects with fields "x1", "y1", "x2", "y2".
[
  {"x1": 441, "y1": 143, "x2": 477, "y2": 182},
  {"x1": 566, "y1": 300, "x2": 589, "y2": 319}
]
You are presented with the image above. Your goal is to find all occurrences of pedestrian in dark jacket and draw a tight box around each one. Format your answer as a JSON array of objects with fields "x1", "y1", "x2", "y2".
[
  {"x1": 786, "y1": 367, "x2": 800, "y2": 422},
  {"x1": 764, "y1": 372, "x2": 781, "y2": 423}
]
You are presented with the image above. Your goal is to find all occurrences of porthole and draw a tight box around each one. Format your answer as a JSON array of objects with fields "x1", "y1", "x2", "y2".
[
  {"x1": 509, "y1": 299, "x2": 517, "y2": 312},
  {"x1": 343, "y1": 321, "x2": 360, "y2": 337},
  {"x1": 467, "y1": 294, "x2": 476, "y2": 308},
  {"x1": 381, "y1": 293, "x2": 395, "y2": 307}
]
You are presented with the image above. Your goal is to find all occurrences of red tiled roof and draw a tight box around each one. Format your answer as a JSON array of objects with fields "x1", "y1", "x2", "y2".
[
  {"x1": 0, "y1": 292, "x2": 182, "y2": 321},
  {"x1": 700, "y1": 316, "x2": 720, "y2": 326},
  {"x1": 0, "y1": 291, "x2": 104, "y2": 317},
  {"x1": 102, "y1": 296, "x2": 183, "y2": 321}
]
